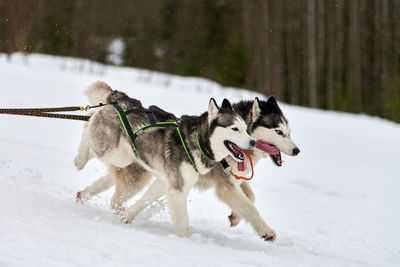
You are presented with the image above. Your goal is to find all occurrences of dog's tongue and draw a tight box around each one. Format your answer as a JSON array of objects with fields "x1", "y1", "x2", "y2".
[
  {"x1": 229, "y1": 143, "x2": 246, "y2": 172},
  {"x1": 238, "y1": 159, "x2": 245, "y2": 172},
  {"x1": 256, "y1": 140, "x2": 279, "y2": 155}
]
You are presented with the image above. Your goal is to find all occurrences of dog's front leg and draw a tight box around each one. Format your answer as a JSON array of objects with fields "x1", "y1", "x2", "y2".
[
  {"x1": 229, "y1": 182, "x2": 255, "y2": 227},
  {"x1": 121, "y1": 178, "x2": 166, "y2": 224},
  {"x1": 216, "y1": 181, "x2": 276, "y2": 242},
  {"x1": 166, "y1": 188, "x2": 193, "y2": 237},
  {"x1": 74, "y1": 131, "x2": 93, "y2": 170},
  {"x1": 112, "y1": 168, "x2": 152, "y2": 213},
  {"x1": 76, "y1": 172, "x2": 114, "y2": 203},
  {"x1": 167, "y1": 163, "x2": 198, "y2": 237}
]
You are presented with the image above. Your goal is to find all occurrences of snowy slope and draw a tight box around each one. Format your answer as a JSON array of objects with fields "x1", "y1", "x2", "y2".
[{"x1": 0, "y1": 53, "x2": 399, "y2": 267}]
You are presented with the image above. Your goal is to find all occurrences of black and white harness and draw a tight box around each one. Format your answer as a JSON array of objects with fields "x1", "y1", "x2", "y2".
[{"x1": 112, "y1": 103, "x2": 230, "y2": 173}]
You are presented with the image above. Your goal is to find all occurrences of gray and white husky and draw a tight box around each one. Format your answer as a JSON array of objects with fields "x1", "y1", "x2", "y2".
[
  {"x1": 77, "y1": 84, "x2": 300, "y2": 242},
  {"x1": 74, "y1": 81, "x2": 255, "y2": 237}
]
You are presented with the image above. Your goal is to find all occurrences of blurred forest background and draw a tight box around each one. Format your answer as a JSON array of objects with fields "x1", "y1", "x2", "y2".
[{"x1": 1, "y1": 0, "x2": 400, "y2": 122}]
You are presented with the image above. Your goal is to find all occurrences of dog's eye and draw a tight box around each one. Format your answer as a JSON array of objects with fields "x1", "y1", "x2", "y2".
[
  {"x1": 231, "y1": 127, "x2": 239, "y2": 132},
  {"x1": 275, "y1": 130, "x2": 283, "y2": 135}
]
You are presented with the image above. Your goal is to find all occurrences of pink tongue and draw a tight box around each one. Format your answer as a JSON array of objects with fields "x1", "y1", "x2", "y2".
[
  {"x1": 238, "y1": 160, "x2": 245, "y2": 172},
  {"x1": 256, "y1": 140, "x2": 279, "y2": 155},
  {"x1": 230, "y1": 143, "x2": 245, "y2": 172}
]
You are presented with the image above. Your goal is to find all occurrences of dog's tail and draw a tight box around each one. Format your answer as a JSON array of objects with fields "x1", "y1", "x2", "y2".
[{"x1": 84, "y1": 80, "x2": 113, "y2": 105}]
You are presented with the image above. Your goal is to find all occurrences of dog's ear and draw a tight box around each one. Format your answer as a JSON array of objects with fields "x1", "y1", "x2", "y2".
[
  {"x1": 252, "y1": 97, "x2": 262, "y2": 122},
  {"x1": 267, "y1": 96, "x2": 278, "y2": 106},
  {"x1": 208, "y1": 98, "x2": 219, "y2": 122},
  {"x1": 221, "y1": 98, "x2": 233, "y2": 111},
  {"x1": 267, "y1": 95, "x2": 283, "y2": 113}
]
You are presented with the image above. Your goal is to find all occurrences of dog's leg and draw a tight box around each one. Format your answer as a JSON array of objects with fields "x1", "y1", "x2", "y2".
[
  {"x1": 111, "y1": 169, "x2": 152, "y2": 213},
  {"x1": 121, "y1": 178, "x2": 166, "y2": 224},
  {"x1": 216, "y1": 181, "x2": 276, "y2": 242},
  {"x1": 111, "y1": 187, "x2": 135, "y2": 213},
  {"x1": 229, "y1": 182, "x2": 255, "y2": 227},
  {"x1": 74, "y1": 132, "x2": 93, "y2": 170},
  {"x1": 166, "y1": 163, "x2": 198, "y2": 237},
  {"x1": 76, "y1": 172, "x2": 114, "y2": 203}
]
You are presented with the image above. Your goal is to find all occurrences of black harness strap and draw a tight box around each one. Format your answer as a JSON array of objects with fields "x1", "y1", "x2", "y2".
[
  {"x1": 146, "y1": 111, "x2": 156, "y2": 126},
  {"x1": 112, "y1": 103, "x2": 198, "y2": 171},
  {"x1": 175, "y1": 126, "x2": 197, "y2": 171},
  {"x1": 220, "y1": 159, "x2": 230, "y2": 170},
  {"x1": 114, "y1": 105, "x2": 228, "y2": 173},
  {"x1": 112, "y1": 103, "x2": 141, "y2": 155},
  {"x1": 112, "y1": 104, "x2": 134, "y2": 138}
]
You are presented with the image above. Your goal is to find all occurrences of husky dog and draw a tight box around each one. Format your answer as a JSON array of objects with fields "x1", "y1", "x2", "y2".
[
  {"x1": 74, "y1": 81, "x2": 255, "y2": 237},
  {"x1": 221, "y1": 97, "x2": 300, "y2": 230},
  {"x1": 77, "y1": 93, "x2": 300, "y2": 242}
]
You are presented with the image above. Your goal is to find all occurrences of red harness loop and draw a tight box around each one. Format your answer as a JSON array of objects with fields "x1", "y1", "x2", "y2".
[{"x1": 234, "y1": 150, "x2": 254, "y2": 181}]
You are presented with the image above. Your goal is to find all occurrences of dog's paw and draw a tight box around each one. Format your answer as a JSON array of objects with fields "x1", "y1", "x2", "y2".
[
  {"x1": 261, "y1": 228, "x2": 277, "y2": 242},
  {"x1": 74, "y1": 155, "x2": 87, "y2": 171},
  {"x1": 121, "y1": 215, "x2": 133, "y2": 224},
  {"x1": 75, "y1": 190, "x2": 90, "y2": 203},
  {"x1": 76, "y1": 191, "x2": 84, "y2": 203},
  {"x1": 228, "y1": 212, "x2": 241, "y2": 227},
  {"x1": 111, "y1": 204, "x2": 126, "y2": 215}
]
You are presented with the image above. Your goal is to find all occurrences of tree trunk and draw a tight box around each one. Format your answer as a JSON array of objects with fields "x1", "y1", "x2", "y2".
[{"x1": 307, "y1": 0, "x2": 317, "y2": 107}]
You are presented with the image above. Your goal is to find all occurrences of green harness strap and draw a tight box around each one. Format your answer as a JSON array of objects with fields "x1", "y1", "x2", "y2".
[
  {"x1": 115, "y1": 107, "x2": 141, "y2": 156},
  {"x1": 196, "y1": 130, "x2": 211, "y2": 160},
  {"x1": 176, "y1": 126, "x2": 197, "y2": 172},
  {"x1": 113, "y1": 105, "x2": 198, "y2": 172}
]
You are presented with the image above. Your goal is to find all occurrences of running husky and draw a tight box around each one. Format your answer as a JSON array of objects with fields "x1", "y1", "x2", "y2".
[
  {"x1": 74, "y1": 81, "x2": 255, "y2": 237},
  {"x1": 77, "y1": 91, "x2": 300, "y2": 242}
]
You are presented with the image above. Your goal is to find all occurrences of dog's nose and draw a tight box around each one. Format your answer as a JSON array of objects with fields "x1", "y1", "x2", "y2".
[
  {"x1": 292, "y1": 147, "x2": 300, "y2": 156},
  {"x1": 249, "y1": 140, "x2": 256, "y2": 147}
]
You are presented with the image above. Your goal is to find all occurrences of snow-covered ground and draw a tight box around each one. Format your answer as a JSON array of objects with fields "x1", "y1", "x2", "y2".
[{"x1": 0, "y1": 53, "x2": 399, "y2": 267}]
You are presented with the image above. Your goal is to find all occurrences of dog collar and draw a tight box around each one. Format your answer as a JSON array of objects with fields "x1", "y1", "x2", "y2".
[{"x1": 196, "y1": 130, "x2": 231, "y2": 171}]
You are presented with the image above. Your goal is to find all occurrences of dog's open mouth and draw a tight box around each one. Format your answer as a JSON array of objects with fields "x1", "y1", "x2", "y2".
[
  {"x1": 224, "y1": 140, "x2": 245, "y2": 162},
  {"x1": 256, "y1": 140, "x2": 283, "y2": 167}
]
